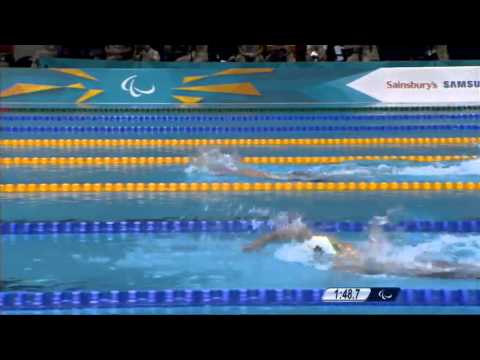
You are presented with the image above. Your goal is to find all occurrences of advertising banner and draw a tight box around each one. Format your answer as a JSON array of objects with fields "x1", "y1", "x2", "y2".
[
  {"x1": 2, "y1": 61, "x2": 480, "y2": 108},
  {"x1": 348, "y1": 65, "x2": 480, "y2": 103}
]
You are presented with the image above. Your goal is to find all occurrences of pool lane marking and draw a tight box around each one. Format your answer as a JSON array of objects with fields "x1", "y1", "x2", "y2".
[
  {"x1": 1, "y1": 289, "x2": 477, "y2": 309},
  {"x1": 2, "y1": 181, "x2": 480, "y2": 193},
  {"x1": 2, "y1": 219, "x2": 480, "y2": 234},
  {"x1": 1, "y1": 137, "x2": 480, "y2": 147},
  {"x1": 3, "y1": 124, "x2": 480, "y2": 133},
  {"x1": 0, "y1": 155, "x2": 475, "y2": 166},
  {"x1": 4, "y1": 112, "x2": 480, "y2": 121}
]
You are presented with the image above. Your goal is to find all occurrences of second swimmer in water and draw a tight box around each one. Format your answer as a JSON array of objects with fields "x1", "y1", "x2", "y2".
[{"x1": 189, "y1": 149, "x2": 326, "y2": 182}]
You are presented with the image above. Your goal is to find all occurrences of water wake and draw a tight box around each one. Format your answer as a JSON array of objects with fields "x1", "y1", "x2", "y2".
[{"x1": 305, "y1": 157, "x2": 480, "y2": 179}]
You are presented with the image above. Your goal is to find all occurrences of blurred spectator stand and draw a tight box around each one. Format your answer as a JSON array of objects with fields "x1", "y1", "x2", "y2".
[
  {"x1": 236, "y1": 45, "x2": 265, "y2": 62},
  {"x1": 208, "y1": 45, "x2": 238, "y2": 62},
  {"x1": 377, "y1": 46, "x2": 438, "y2": 61},
  {"x1": 57, "y1": 46, "x2": 105, "y2": 59},
  {"x1": 0, "y1": 44, "x2": 14, "y2": 67},
  {"x1": 265, "y1": 45, "x2": 296, "y2": 62},
  {"x1": 307, "y1": 45, "x2": 327, "y2": 61},
  {"x1": 134, "y1": 45, "x2": 161, "y2": 61},
  {"x1": 161, "y1": 45, "x2": 192, "y2": 61},
  {"x1": 105, "y1": 45, "x2": 134, "y2": 60},
  {"x1": 31, "y1": 45, "x2": 60, "y2": 67},
  {"x1": 171, "y1": 45, "x2": 208, "y2": 62}
]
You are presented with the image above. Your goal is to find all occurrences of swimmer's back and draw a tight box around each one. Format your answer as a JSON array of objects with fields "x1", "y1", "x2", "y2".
[{"x1": 284, "y1": 171, "x2": 327, "y2": 182}]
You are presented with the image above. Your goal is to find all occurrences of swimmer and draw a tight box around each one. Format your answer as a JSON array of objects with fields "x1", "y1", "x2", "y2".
[
  {"x1": 283, "y1": 170, "x2": 327, "y2": 182},
  {"x1": 243, "y1": 217, "x2": 480, "y2": 279},
  {"x1": 228, "y1": 169, "x2": 327, "y2": 182},
  {"x1": 189, "y1": 150, "x2": 283, "y2": 179},
  {"x1": 189, "y1": 149, "x2": 327, "y2": 181}
]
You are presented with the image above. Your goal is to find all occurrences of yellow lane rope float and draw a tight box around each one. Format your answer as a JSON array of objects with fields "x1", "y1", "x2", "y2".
[
  {"x1": 0, "y1": 155, "x2": 475, "y2": 166},
  {"x1": 1, "y1": 137, "x2": 480, "y2": 148},
  {"x1": 2, "y1": 182, "x2": 480, "y2": 193}
]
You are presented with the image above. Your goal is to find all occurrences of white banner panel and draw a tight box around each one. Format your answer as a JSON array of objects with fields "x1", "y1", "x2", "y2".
[{"x1": 347, "y1": 66, "x2": 480, "y2": 103}]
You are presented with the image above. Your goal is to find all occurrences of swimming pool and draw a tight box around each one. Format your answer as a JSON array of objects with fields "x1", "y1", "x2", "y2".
[{"x1": 2, "y1": 109, "x2": 480, "y2": 314}]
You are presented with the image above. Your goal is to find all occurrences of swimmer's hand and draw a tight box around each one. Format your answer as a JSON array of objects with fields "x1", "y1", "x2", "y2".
[
  {"x1": 242, "y1": 239, "x2": 266, "y2": 252},
  {"x1": 242, "y1": 238, "x2": 272, "y2": 253},
  {"x1": 242, "y1": 243, "x2": 260, "y2": 253}
]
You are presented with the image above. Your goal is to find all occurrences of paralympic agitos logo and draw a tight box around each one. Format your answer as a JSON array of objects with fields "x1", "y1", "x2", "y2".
[{"x1": 121, "y1": 75, "x2": 156, "y2": 98}]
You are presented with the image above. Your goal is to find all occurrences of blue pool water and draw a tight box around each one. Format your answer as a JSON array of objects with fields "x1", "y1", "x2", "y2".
[
  {"x1": 2, "y1": 111, "x2": 480, "y2": 314},
  {"x1": 4, "y1": 231, "x2": 480, "y2": 291},
  {"x1": 4, "y1": 306, "x2": 480, "y2": 315},
  {"x1": 4, "y1": 158, "x2": 480, "y2": 183}
]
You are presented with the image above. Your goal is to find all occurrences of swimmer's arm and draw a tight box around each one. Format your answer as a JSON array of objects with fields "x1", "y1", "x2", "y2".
[
  {"x1": 243, "y1": 226, "x2": 313, "y2": 252},
  {"x1": 242, "y1": 234, "x2": 275, "y2": 252}
]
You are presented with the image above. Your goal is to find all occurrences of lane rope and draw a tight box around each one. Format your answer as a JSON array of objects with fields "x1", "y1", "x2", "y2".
[
  {"x1": 6, "y1": 104, "x2": 480, "y2": 113},
  {"x1": 4, "y1": 113, "x2": 480, "y2": 121},
  {"x1": 1, "y1": 289, "x2": 479, "y2": 310},
  {"x1": 3, "y1": 124, "x2": 480, "y2": 133},
  {"x1": 3, "y1": 219, "x2": 480, "y2": 234},
  {"x1": 1, "y1": 137, "x2": 480, "y2": 148},
  {"x1": 3, "y1": 181, "x2": 480, "y2": 193},
  {"x1": 0, "y1": 155, "x2": 474, "y2": 166}
]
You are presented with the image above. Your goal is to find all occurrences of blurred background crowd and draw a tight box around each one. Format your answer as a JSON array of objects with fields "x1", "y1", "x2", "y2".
[{"x1": 1, "y1": 45, "x2": 480, "y2": 67}]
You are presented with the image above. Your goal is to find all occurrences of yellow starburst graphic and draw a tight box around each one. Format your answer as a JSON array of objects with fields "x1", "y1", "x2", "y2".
[
  {"x1": 0, "y1": 69, "x2": 104, "y2": 104},
  {"x1": 50, "y1": 68, "x2": 98, "y2": 81},
  {"x1": 76, "y1": 89, "x2": 105, "y2": 104},
  {"x1": 173, "y1": 95, "x2": 203, "y2": 104},
  {"x1": 175, "y1": 67, "x2": 273, "y2": 104},
  {"x1": 176, "y1": 82, "x2": 261, "y2": 96},
  {"x1": 182, "y1": 68, "x2": 273, "y2": 84}
]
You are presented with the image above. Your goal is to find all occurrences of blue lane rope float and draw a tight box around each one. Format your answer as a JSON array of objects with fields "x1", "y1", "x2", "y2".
[
  {"x1": 1, "y1": 289, "x2": 479, "y2": 310},
  {"x1": 7, "y1": 104, "x2": 480, "y2": 113},
  {"x1": 3, "y1": 219, "x2": 480, "y2": 234},
  {"x1": 3, "y1": 124, "x2": 480, "y2": 133},
  {"x1": 4, "y1": 113, "x2": 480, "y2": 122}
]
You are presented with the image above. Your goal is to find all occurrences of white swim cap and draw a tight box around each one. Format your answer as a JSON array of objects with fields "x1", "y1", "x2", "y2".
[{"x1": 305, "y1": 236, "x2": 337, "y2": 255}]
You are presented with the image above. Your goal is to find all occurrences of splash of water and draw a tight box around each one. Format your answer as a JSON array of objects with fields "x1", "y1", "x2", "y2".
[
  {"x1": 305, "y1": 157, "x2": 480, "y2": 179},
  {"x1": 272, "y1": 212, "x2": 333, "y2": 269},
  {"x1": 307, "y1": 164, "x2": 373, "y2": 178},
  {"x1": 248, "y1": 207, "x2": 271, "y2": 217},
  {"x1": 185, "y1": 148, "x2": 240, "y2": 176},
  {"x1": 274, "y1": 212, "x2": 480, "y2": 278},
  {"x1": 366, "y1": 233, "x2": 480, "y2": 267},
  {"x1": 268, "y1": 211, "x2": 308, "y2": 231},
  {"x1": 396, "y1": 158, "x2": 480, "y2": 176}
]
